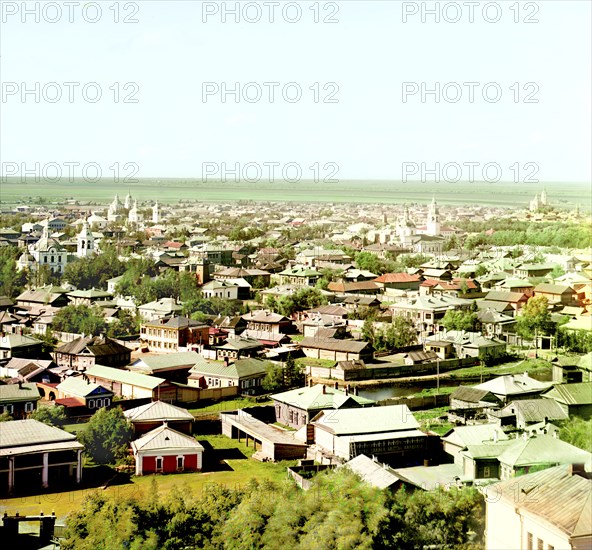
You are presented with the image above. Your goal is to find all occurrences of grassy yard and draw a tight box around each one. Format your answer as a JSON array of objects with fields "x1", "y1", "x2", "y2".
[
  {"x1": 188, "y1": 397, "x2": 273, "y2": 417},
  {"x1": 446, "y1": 358, "x2": 552, "y2": 380},
  {"x1": 0, "y1": 434, "x2": 295, "y2": 521},
  {"x1": 413, "y1": 407, "x2": 453, "y2": 436},
  {"x1": 295, "y1": 357, "x2": 336, "y2": 368}
]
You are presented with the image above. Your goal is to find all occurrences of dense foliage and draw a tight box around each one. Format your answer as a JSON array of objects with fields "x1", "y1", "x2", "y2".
[
  {"x1": 79, "y1": 407, "x2": 134, "y2": 465},
  {"x1": 0, "y1": 246, "x2": 28, "y2": 298},
  {"x1": 361, "y1": 315, "x2": 416, "y2": 351},
  {"x1": 559, "y1": 416, "x2": 592, "y2": 453},
  {"x1": 61, "y1": 470, "x2": 484, "y2": 549},
  {"x1": 264, "y1": 287, "x2": 327, "y2": 316},
  {"x1": 52, "y1": 304, "x2": 107, "y2": 336},
  {"x1": 63, "y1": 246, "x2": 125, "y2": 289},
  {"x1": 262, "y1": 355, "x2": 304, "y2": 392},
  {"x1": 30, "y1": 404, "x2": 67, "y2": 426}
]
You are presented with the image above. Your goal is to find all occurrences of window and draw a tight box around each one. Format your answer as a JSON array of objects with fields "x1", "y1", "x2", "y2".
[
  {"x1": 155, "y1": 457, "x2": 163, "y2": 472},
  {"x1": 25, "y1": 402, "x2": 35, "y2": 413},
  {"x1": 548, "y1": 546, "x2": 554, "y2": 550},
  {"x1": 3, "y1": 404, "x2": 14, "y2": 414},
  {"x1": 88, "y1": 399, "x2": 95, "y2": 409},
  {"x1": 177, "y1": 456, "x2": 184, "y2": 471},
  {"x1": 527, "y1": 533, "x2": 533, "y2": 550},
  {"x1": 537, "y1": 540, "x2": 543, "y2": 550},
  {"x1": 483, "y1": 466, "x2": 491, "y2": 478}
]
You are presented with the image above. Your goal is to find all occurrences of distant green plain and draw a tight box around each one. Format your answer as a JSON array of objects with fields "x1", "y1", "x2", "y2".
[{"x1": 1, "y1": 179, "x2": 589, "y2": 209}]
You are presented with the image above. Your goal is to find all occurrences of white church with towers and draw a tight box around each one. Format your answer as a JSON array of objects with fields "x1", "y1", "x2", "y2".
[{"x1": 106, "y1": 192, "x2": 160, "y2": 225}]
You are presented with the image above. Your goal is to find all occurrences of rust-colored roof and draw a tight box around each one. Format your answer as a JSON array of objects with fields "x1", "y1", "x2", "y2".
[{"x1": 374, "y1": 273, "x2": 421, "y2": 284}]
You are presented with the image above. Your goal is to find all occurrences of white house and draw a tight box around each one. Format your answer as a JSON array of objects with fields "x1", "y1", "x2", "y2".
[{"x1": 485, "y1": 464, "x2": 591, "y2": 550}]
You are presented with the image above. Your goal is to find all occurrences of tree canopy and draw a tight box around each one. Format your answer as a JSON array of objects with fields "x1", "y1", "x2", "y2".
[
  {"x1": 52, "y1": 304, "x2": 107, "y2": 336},
  {"x1": 79, "y1": 407, "x2": 134, "y2": 465},
  {"x1": 61, "y1": 469, "x2": 484, "y2": 549}
]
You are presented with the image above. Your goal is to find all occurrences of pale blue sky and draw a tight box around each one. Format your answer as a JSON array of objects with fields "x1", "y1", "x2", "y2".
[{"x1": 1, "y1": 1, "x2": 590, "y2": 182}]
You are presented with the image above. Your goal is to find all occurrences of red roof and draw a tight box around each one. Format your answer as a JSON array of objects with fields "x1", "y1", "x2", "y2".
[
  {"x1": 374, "y1": 273, "x2": 420, "y2": 284},
  {"x1": 55, "y1": 397, "x2": 85, "y2": 408},
  {"x1": 420, "y1": 279, "x2": 440, "y2": 287}
]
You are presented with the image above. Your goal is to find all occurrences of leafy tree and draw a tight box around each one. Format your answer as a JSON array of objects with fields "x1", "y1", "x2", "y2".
[
  {"x1": 0, "y1": 411, "x2": 13, "y2": 422},
  {"x1": 375, "y1": 486, "x2": 484, "y2": 549},
  {"x1": 559, "y1": 417, "x2": 592, "y2": 453},
  {"x1": 355, "y1": 251, "x2": 383, "y2": 274},
  {"x1": 79, "y1": 406, "x2": 134, "y2": 465},
  {"x1": 52, "y1": 304, "x2": 107, "y2": 336},
  {"x1": 283, "y1": 354, "x2": 304, "y2": 388},
  {"x1": 30, "y1": 404, "x2": 67, "y2": 426},
  {"x1": 262, "y1": 363, "x2": 285, "y2": 392},
  {"x1": 441, "y1": 309, "x2": 478, "y2": 332},
  {"x1": 0, "y1": 247, "x2": 28, "y2": 298},
  {"x1": 386, "y1": 314, "x2": 417, "y2": 349},
  {"x1": 517, "y1": 296, "x2": 553, "y2": 339},
  {"x1": 106, "y1": 310, "x2": 141, "y2": 338},
  {"x1": 63, "y1": 246, "x2": 125, "y2": 290}
]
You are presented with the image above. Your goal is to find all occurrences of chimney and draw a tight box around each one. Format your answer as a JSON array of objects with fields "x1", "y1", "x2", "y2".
[
  {"x1": 493, "y1": 429, "x2": 498, "y2": 443},
  {"x1": 18, "y1": 381, "x2": 23, "y2": 389},
  {"x1": 322, "y1": 385, "x2": 326, "y2": 394},
  {"x1": 345, "y1": 384, "x2": 350, "y2": 396},
  {"x1": 308, "y1": 378, "x2": 313, "y2": 387},
  {"x1": 354, "y1": 386, "x2": 359, "y2": 396},
  {"x1": 334, "y1": 381, "x2": 338, "y2": 390},
  {"x1": 568, "y1": 463, "x2": 586, "y2": 477},
  {"x1": 224, "y1": 356, "x2": 229, "y2": 366}
]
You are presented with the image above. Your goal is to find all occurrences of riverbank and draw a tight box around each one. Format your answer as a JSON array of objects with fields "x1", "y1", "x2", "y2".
[{"x1": 311, "y1": 358, "x2": 552, "y2": 392}]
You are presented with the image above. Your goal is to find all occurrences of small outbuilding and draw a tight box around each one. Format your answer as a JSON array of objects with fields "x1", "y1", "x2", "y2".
[{"x1": 131, "y1": 424, "x2": 204, "y2": 476}]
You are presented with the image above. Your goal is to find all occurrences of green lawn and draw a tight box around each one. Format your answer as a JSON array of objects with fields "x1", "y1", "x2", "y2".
[
  {"x1": 188, "y1": 398, "x2": 272, "y2": 417},
  {"x1": 0, "y1": 434, "x2": 295, "y2": 521},
  {"x1": 413, "y1": 407, "x2": 453, "y2": 436},
  {"x1": 295, "y1": 357, "x2": 336, "y2": 368},
  {"x1": 446, "y1": 358, "x2": 551, "y2": 380}
]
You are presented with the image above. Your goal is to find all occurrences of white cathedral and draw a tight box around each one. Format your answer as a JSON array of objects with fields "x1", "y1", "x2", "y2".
[
  {"x1": 106, "y1": 192, "x2": 160, "y2": 225},
  {"x1": 529, "y1": 189, "x2": 549, "y2": 212}
]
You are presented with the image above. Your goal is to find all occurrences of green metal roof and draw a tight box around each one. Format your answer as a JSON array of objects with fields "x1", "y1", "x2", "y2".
[
  {"x1": 190, "y1": 358, "x2": 271, "y2": 379},
  {"x1": 543, "y1": 382, "x2": 592, "y2": 406},
  {"x1": 498, "y1": 434, "x2": 592, "y2": 468},
  {"x1": 272, "y1": 384, "x2": 374, "y2": 411},
  {"x1": 0, "y1": 383, "x2": 41, "y2": 403},
  {"x1": 86, "y1": 365, "x2": 165, "y2": 389}
]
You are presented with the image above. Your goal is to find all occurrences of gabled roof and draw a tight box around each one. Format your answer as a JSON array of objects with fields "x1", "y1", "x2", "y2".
[
  {"x1": 86, "y1": 365, "x2": 166, "y2": 390},
  {"x1": 131, "y1": 351, "x2": 206, "y2": 372},
  {"x1": 0, "y1": 333, "x2": 43, "y2": 349},
  {"x1": 217, "y1": 337, "x2": 263, "y2": 351},
  {"x1": 489, "y1": 465, "x2": 592, "y2": 538},
  {"x1": 299, "y1": 337, "x2": 369, "y2": 354},
  {"x1": 56, "y1": 376, "x2": 111, "y2": 399},
  {"x1": 497, "y1": 434, "x2": 592, "y2": 468},
  {"x1": 343, "y1": 454, "x2": 400, "y2": 489},
  {"x1": 450, "y1": 386, "x2": 500, "y2": 404},
  {"x1": 55, "y1": 335, "x2": 130, "y2": 357},
  {"x1": 242, "y1": 311, "x2": 290, "y2": 324},
  {"x1": 534, "y1": 283, "x2": 575, "y2": 295},
  {"x1": 0, "y1": 382, "x2": 41, "y2": 403},
  {"x1": 497, "y1": 398, "x2": 569, "y2": 423},
  {"x1": 374, "y1": 273, "x2": 421, "y2": 284},
  {"x1": 189, "y1": 357, "x2": 270, "y2": 379},
  {"x1": 474, "y1": 374, "x2": 552, "y2": 397},
  {"x1": 0, "y1": 419, "x2": 80, "y2": 452},
  {"x1": 442, "y1": 423, "x2": 508, "y2": 448},
  {"x1": 131, "y1": 424, "x2": 204, "y2": 453},
  {"x1": 124, "y1": 400, "x2": 194, "y2": 422},
  {"x1": 272, "y1": 384, "x2": 374, "y2": 410},
  {"x1": 543, "y1": 382, "x2": 592, "y2": 405},
  {"x1": 484, "y1": 291, "x2": 528, "y2": 303},
  {"x1": 313, "y1": 404, "x2": 419, "y2": 435}
]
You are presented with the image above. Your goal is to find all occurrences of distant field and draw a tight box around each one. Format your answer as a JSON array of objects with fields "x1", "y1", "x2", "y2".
[{"x1": 1, "y1": 179, "x2": 589, "y2": 209}]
